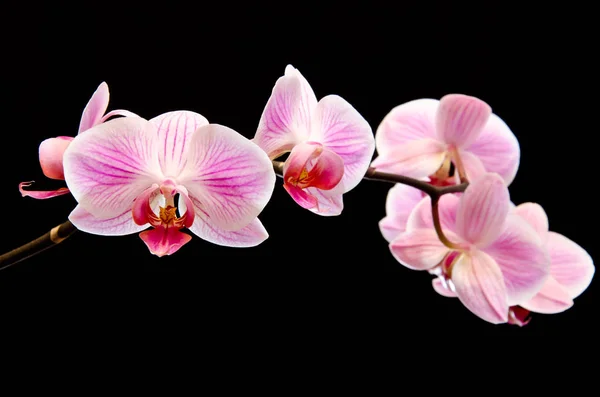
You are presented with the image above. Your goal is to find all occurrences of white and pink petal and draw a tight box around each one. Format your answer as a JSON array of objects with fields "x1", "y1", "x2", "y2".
[
  {"x1": 309, "y1": 94, "x2": 374, "y2": 192},
  {"x1": 63, "y1": 117, "x2": 164, "y2": 219},
  {"x1": 178, "y1": 124, "x2": 275, "y2": 231}
]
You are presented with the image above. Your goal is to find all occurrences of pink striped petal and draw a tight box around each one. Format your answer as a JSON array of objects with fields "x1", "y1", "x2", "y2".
[
  {"x1": 451, "y1": 250, "x2": 509, "y2": 324},
  {"x1": 435, "y1": 94, "x2": 491, "y2": 148},
  {"x1": 78, "y1": 82, "x2": 110, "y2": 133},
  {"x1": 101, "y1": 109, "x2": 140, "y2": 122},
  {"x1": 139, "y1": 226, "x2": 192, "y2": 257},
  {"x1": 254, "y1": 65, "x2": 317, "y2": 159},
  {"x1": 310, "y1": 95, "x2": 374, "y2": 192},
  {"x1": 432, "y1": 278, "x2": 458, "y2": 298},
  {"x1": 19, "y1": 182, "x2": 70, "y2": 199},
  {"x1": 407, "y1": 194, "x2": 460, "y2": 235},
  {"x1": 69, "y1": 204, "x2": 146, "y2": 236},
  {"x1": 370, "y1": 139, "x2": 446, "y2": 179},
  {"x1": 457, "y1": 150, "x2": 487, "y2": 182},
  {"x1": 38, "y1": 136, "x2": 73, "y2": 180},
  {"x1": 304, "y1": 183, "x2": 345, "y2": 216},
  {"x1": 464, "y1": 113, "x2": 520, "y2": 185},
  {"x1": 132, "y1": 184, "x2": 161, "y2": 226},
  {"x1": 379, "y1": 184, "x2": 424, "y2": 242},
  {"x1": 483, "y1": 214, "x2": 549, "y2": 306},
  {"x1": 190, "y1": 217, "x2": 268, "y2": 248},
  {"x1": 456, "y1": 173, "x2": 510, "y2": 247},
  {"x1": 390, "y1": 229, "x2": 450, "y2": 271},
  {"x1": 178, "y1": 124, "x2": 275, "y2": 231},
  {"x1": 150, "y1": 111, "x2": 209, "y2": 178},
  {"x1": 63, "y1": 117, "x2": 164, "y2": 219},
  {"x1": 547, "y1": 231, "x2": 595, "y2": 299},
  {"x1": 375, "y1": 99, "x2": 439, "y2": 155},
  {"x1": 520, "y1": 276, "x2": 573, "y2": 314},
  {"x1": 514, "y1": 203, "x2": 549, "y2": 242}
]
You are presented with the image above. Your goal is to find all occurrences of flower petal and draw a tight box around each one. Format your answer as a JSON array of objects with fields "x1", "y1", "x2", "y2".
[
  {"x1": 283, "y1": 183, "x2": 319, "y2": 210},
  {"x1": 435, "y1": 94, "x2": 491, "y2": 148},
  {"x1": 514, "y1": 202, "x2": 549, "y2": 241},
  {"x1": 19, "y1": 182, "x2": 70, "y2": 199},
  {"x1": 150, "y1": 110, "x2": 209, "y2": 178},
  {"x1": 253, "y1": 65, "x2": 317, "y2": 159},
  {"x1": 178, "y1": 124, "x2": 275, "y2": 231},
  {"x1": 309, "y1": 95, "x2": 374, "y2": 192},
  {"x1": 139, "y1": 226, "x2": 192, "y2": 257},
  {"x1": 189, "y1": 216, "x2": 269, "y2": 248},
  {"x1": 304, "y1": 183, "x2": 345, "y2": 216},
  {"x1": 375, "y1": 99, "x2": 439, "y2": 155},
  {"x1": 78, "y1": 82, "x2": 110, "y2": 133},
  {"x1": 283, "y1": 142, "x2": 344, "y2": 190},
  {"x1": 38, "y1": 136, "x2": 73, "y2": 180},
  {"x1": 547, "y1": 231, "x2": 595, "y2": 299},
  {"x1": 451, "y1": 250, "x2": 509, "y2": 324},
  {"x1": 457, "y1": 150, "x2": 487, "y2": 182},
  {"x1": 520, "y1": 276, "x2": 574, "y2": 314},
  {"x1": 69, "y1": 204, "x2": 146, "y2": 236},
  {"x1": 456, "y1": 173, "x2": 510, "y2": 247},
  {"x1": 63, "y1": 117, "x2": 163, "y2": 219},
  {"x1": 464, "y1": 113, "x2": 520, "y2": 185},
  {"x1": 379, "y1": 184, "x2": 424, "y2": 242},
  {"x1": 370, "y1": 138, "x2": 446, "y2": 179},
  {"x1": 390, "y1": 229, "x2": 450, "y2": 271},
  {"x1": 483, "y1": 213, "x2": 549, "y2": 306},
  {"x1": 432, "y1": 277, "x2": 458, "y2": 298},
  {"x1": 406, "y1": 194, "x2": 460, "y2": 235}
]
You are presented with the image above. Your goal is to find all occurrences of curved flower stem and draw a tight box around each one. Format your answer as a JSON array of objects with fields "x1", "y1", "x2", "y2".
[
  {"x1": 0, "y1": 220, "x2": 77, "y2": 271},
  {"x1": 273, "y1": 161, "x2": 467, "y2": 248}
]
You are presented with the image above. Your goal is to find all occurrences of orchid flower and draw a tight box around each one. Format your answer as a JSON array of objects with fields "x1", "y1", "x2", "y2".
[
  {"x1": 504, "y1": 203, "x2": 595, "y2": 326},
  {"x1": 371, "y1": 94, "x2": 520, "y2": 186},
  {"x1": 389, "y1": 173, "x2": 549, "y2": 324},
  {"x1": 253, "y1": 65, "x2": 374, "y2": 215},
  {"x1": 63, "y1": 111, "x2": 275, "y2": 256},
  {"x1": 19, "y1": 82, "x2": 137, "y2": 199}
]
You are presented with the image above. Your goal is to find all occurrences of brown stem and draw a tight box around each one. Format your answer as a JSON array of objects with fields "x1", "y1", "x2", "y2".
[
  {"x1": 431, "y1": 196, "x2": 461, "y2": 249},
  {"x1": 0, "y1": 220, "x2": 77, "y2": 271},
  {"x1": 272, "y1": 160, "x2": 466, "y2": 248}
]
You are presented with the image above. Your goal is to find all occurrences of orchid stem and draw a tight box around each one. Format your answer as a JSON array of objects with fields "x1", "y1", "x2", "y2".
[
  {"x1": 272, "y1": 161, "x2": 466, "y2": 248},
  {"x1": 0, "y1": 220, "x2": 77, "y2": 271}
]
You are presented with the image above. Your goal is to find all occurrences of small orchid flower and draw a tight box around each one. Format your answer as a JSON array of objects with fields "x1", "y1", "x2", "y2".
[
  {"x1": 253, "y1": 65, "x2": 374, "y2": 216},
  {"x1": 63, "y1": 111, "x2": 275, "y2": 256},
  {"x1": 505, "y1": 203, "x2": 595, "y2": 325},
  {"x1": 20, "y1": 82, "x2": 137, "y2": 199},
  {"x1": 389, "y1": 173, "x2": 549, "y2": 324},
  {"x1": 371, "y1": 94, "x2": 520, "y2": 185}
]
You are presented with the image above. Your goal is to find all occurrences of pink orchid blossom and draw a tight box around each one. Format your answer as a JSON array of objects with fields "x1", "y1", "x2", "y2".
[
  {"x1": 253, "y1": 65, "x2": 374, "y2": 216},
  {"x1": 389, "y1": 173, "x2": 549, "y2": 324},
  {"x1": 504, "y1": 203, "x2": 595, "y2": 325},
  {"x1": 63, "y1": 111, "x2": 275, "y2": 256},
  {"x1": 19, "y1": 82, "x2": 137, "y2": 199},
  {"x1": 371, "y1": 94, "x2": 520, "y2": 186}
]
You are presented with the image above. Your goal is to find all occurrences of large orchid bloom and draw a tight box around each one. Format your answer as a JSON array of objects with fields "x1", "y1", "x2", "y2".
[
  {"x1": 19, "y1": 82, "x2": 137, "y2": 199},
  {"x1": 504, "y1": 203, "x2": 595, "y2": 325},
  {"x1": 253, "y1": 65, "x2": 374, "y2": 216},
  {"x1": 389, "y1": 173, "x2": 549, "y2": 324},
  {"x1": 371, "y1": 94, "x2": 520, "y2": 186},
  {"x1": 63, "y1": 111, "x2": 276, "y2": 256}
]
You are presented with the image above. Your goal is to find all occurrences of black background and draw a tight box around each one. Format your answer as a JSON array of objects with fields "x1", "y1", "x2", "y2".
[{"x1": 1, "y1": 2, "x2": 597, "y2": 360}]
